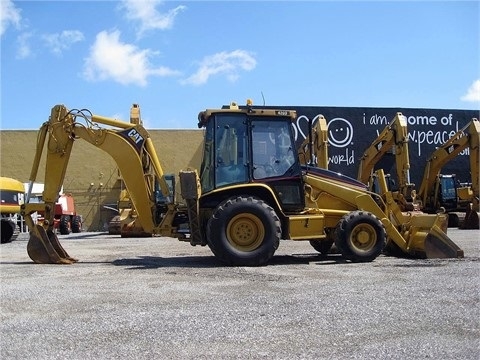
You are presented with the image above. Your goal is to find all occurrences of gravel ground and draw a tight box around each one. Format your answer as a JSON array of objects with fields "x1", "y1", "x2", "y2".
[{"x1": 1, "y1": 229, "x2": 479, "y2": 360}]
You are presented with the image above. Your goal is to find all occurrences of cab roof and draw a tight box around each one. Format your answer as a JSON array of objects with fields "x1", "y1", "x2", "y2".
[{"x1": 197, "y1": 101, "x2": 297, "y2": 128}]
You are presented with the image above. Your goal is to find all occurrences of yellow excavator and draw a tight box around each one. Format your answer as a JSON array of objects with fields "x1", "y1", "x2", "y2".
[
  {"x1": 417, "y1": 118, "x2": 480, "y2": 229},
  {"x1": 21, "y1": 101, "x2": 463, "y2": 265},
  {"x1": 357, "y1": 113, "x2": 417, "y2": 212}
]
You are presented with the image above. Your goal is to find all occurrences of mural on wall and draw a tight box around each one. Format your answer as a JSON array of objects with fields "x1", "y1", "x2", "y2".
[{"x1": 273, "y1": 106, "x2": 478, "y2": 187}]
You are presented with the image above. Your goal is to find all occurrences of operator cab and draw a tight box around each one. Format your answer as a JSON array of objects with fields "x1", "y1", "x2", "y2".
[
  {"x1": 437, "y1": 174, "x2": 458, "y2": 209},
  {"x1": 198, "y1": 101, "x2": 304, "y2": 212}
]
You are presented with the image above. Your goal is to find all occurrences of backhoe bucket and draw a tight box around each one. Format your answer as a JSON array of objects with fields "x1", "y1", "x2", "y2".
[
  {"x1": 460, "y1": 203, "x2": 480, "y2": 230},
  {"x1": 27, "y1": 225, "x2": 77, "y2": 264}
]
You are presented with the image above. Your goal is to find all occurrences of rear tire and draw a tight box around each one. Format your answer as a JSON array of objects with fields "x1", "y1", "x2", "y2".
[
  {"x1": 207, "y1": 196, "x2": 281, "y2": 266},
  {"x1": 334, "y1": 211, "x2": 385, "y2": 262},
  {"x1": 71, "y1": 215, "x2": 82, "y2": 233},
  {"x1": 309, "y1": 239, "x2": 334, "y2": 254},
  {"x1": 59, "y1": 215, "x2": 71, "y2": 235}
]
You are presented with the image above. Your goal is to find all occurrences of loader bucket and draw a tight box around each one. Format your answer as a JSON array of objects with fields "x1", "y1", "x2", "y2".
[
  {"x1": 385, "y1": 212, "x2": 464, "y2": 259},
  {"x1": 27, "y1": 225, "x2": 77, "y2": 264},
  {"x1": 423, "y1": 225, "x2": 464, "y2": 258}
]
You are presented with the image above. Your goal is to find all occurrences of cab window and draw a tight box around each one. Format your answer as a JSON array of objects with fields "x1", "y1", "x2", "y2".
[{"x1": 251, "y1": 120, "x2": 295, "y2": 179}]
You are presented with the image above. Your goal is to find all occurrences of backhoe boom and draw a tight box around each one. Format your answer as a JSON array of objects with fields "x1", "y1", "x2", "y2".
[
  {"x1": 416, "y1": 118, "x2": 480, "y2": 229},
  {"x1": 418, "y1": 118, "x2": 480, "y2": 209},
  {"x1": 357, "y1": 113, "x2": 416, "y2": 210},
  {"x1": 21, "y1": 105, "x2": 179, "y2": 263},
  {"x1": 298, "y1": 115, "x2": 329, "y2": 168}
]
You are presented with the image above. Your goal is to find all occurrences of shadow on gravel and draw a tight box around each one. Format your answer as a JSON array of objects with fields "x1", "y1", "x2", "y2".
[
  {"x1": 13, "y1": 232, "x2": 111, "y2": 242},
  {"x1": 271, "y1": 253, "x2": 350, "y2": 266},
  {"x1": 0, "y1": 252, "x2": 349, "y2": 268},
  {"x1": 111, "y1": 253, "x2": 352, "y2": 269},
  {"x1": 57, "y1": 232, "x2": 110, "y2": 240},
  {"x1": 112, "y1": 255, "x2": 219, "y2": 269}
]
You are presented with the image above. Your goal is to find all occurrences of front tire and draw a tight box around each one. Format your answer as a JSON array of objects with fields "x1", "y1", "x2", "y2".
[
  {"x1": 1, "y1": 220, "x2": 15, "y2": 243},
  {"x1": 207, "y1": 196, "x2": 281, "y2": 266},
  {"x1": 334, "y1": 211, "x2": 385, "y2": 262}
]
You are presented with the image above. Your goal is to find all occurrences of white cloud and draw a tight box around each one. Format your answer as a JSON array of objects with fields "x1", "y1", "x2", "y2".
[
  {"x1": 83, "y1": 30, "x2": 181, "y2": 86},
  {"x1": 16, "y1": 32, "x2": 32, "y2": 59},
  {"x1": 42, "y1": 30, "x2": 85, "y2": 55},
  {"x1": 461, "y1": 79, "x2": 480, "y2": 103},
  {"x1": 1, "y1": 0, "x2": 21, "y2": 36},
  {"x1": 182, "y1": 50, "x2": 257, "y2": 86},
  {"x1": 120, "y1": 0, "x2": 186, "y2": 37}
]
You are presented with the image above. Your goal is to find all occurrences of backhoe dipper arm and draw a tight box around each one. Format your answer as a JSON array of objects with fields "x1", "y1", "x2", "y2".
[
  {"x1": 23, "y1": 107, "x2": 75, "y2": 231},
  {"x1": 25, "y1": 123, "x2": 48, "y2": 203},
  {"x1": 357, "y1": 113, "x2": 410, "y2": 186},
  {"x1": 22, "y1": 104, "x2": 171, "y2": 264},
  {"x1": 22, "y1": 106, "x2": 78, "y2": 263},
  {"x1": 418, "y1": 118, "x2": 480, "y2": 207},
  {"x1": 393, "y1": 120, "x2": 411, "y2": 194}
]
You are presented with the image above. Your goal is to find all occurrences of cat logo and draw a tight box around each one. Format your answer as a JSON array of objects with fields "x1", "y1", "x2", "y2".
[
  {"x1": 127, "y1": 129, "x2": 144, "y2": 145},
  {"x1": 447, "y1": 144, "x2": 456, "y2": 154},
  {"x1": 120, "y1": 127, "x2": 146, "y2": 152}
]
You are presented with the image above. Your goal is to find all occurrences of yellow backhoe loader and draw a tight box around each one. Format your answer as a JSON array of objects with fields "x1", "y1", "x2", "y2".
[
  {"x1": 21, "y1": 102, "x2": 463, "y2": 265},
  {"x1": 357, "y1": 112, "x2": 417, "y2": 212},
  {"x1": 417, "y1": 118, "x2": 480, "y2": 229}
]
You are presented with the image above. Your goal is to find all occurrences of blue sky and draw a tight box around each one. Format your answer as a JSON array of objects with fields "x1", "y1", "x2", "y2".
[{"x1": 1, "y1": 0, "x2": 479, "y2": 130}]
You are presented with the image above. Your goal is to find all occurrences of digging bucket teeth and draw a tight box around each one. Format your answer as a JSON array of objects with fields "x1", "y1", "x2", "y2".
[{"x1": 27, "y1": 225, "x2": 77, "y2": 264}]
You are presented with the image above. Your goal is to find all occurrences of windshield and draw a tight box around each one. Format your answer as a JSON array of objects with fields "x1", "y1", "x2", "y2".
[
  {"x1": 440, "y1": 177, "x2": 457, "y2": 201},
  {"x1": 0, "y1": 190, "x2": 24, "y2": 206},
  {"x1": 200, "y1": 114, "x2": 248, "y2": 192}
]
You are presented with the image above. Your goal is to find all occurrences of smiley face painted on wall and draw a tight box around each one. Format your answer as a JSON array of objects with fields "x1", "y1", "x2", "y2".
[{"x1": 327, "y1": 118, "x2": 354, "y2": 148}]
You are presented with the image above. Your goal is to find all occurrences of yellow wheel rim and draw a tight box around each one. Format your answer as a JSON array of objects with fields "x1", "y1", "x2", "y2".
[
  {"x1": 226, "y1": 213, "x2": 265, "y2": 251},
  {"x1": 349, "y1": 223, "x2": 377, "y2": 253}
]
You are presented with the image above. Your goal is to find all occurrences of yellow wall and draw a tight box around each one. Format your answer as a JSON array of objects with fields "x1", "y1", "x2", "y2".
[{"x1": 0, "y1": 129, "x2": 204, "y2": 231}]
